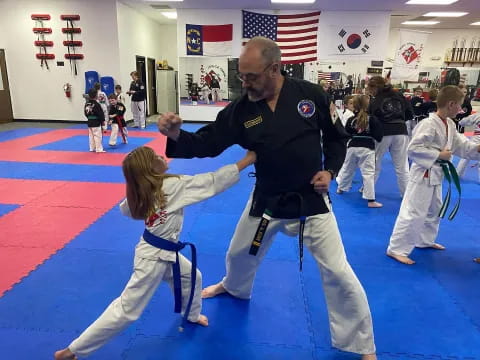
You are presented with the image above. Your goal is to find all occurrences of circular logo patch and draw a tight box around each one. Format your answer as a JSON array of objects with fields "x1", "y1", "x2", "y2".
[
  {"x1": 347, "y1": 34, "x2": 361, "y2": 49},
  {"x1": 297, "y1": 100, "x2": 316, "y2": 118}
]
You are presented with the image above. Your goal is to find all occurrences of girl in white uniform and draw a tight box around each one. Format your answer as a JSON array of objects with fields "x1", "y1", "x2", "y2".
[
  {"x1": 387, "y1": 86, "x2": 480, "y2": 265},
  {"x1": 94, "y1": 82, "x2": 109, "y2": 132},
  {"x1": 336, "y1": 95, "x2": 384, "y2": 207},
  {"x1": 54, "y1": 146, "x2": 256, "y2": 360}
]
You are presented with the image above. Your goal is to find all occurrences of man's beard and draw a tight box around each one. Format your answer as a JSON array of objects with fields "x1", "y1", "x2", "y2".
[{"x1": 246, "y1": 88, "x2": 265, "y2": 102}]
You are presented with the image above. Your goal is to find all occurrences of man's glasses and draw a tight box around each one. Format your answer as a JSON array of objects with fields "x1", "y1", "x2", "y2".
[{"x1": 236, "y1": 63, "x2": 274, "y2": 83}]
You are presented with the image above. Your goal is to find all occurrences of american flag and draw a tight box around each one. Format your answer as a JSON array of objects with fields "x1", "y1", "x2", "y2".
[
  {"x1": 318, "y1": 72, "x2": 341, "y2": 81},
  {"x1": 242, "y1": 10, "x2": 320, "y2": 64}
]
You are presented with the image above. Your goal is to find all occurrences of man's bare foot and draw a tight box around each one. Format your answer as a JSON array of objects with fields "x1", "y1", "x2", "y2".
[
  {"x1": 196, "y1": 314, "x2": 209, "y2": 327},
  {"x1": 428, "y1": 243, "x2": 445, "y2": 250},
  {"x1": 474, "y1": 258, "x2": 480, "y2": 263},
  {"x1": 387, "y1": 252, "x2": 415, "y2": 265},
  {"x1": 54, "y1": 349, "x2": 77, "y2": 360},
  {"x1": 368, "y1": 201, "x2": 383, "y2": 208},
  {"x1": 361, "y1": 354, "x2": 377, "y2": 360},
  {"x1": 201, "y1": 282, "x2": 226, "y2": 298}
]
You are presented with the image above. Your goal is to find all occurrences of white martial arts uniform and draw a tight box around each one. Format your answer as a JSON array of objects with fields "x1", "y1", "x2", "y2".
[
  {"x1": 131, "y1": 100, "x2": 146, "y2": 128},
  {"x1": 97, "y1": 90, "x2": 109, "y2": 130},
  {"x1": 387, "y1": 113, "x2": 480, "y2": 257},
  {"x1": 222, "y1": 193, "x2": 375, "y2": 354},
  {"x1": 200, "y1": 85, "x2": 211, "y2": 104},
  {"x1": 374, "y1": 134, "x2": 410, "y2": 196},
  {"x1": 336, "y1": 115, "x2": 383, "y2": 201},
  {"x1": 456, "y1": 115, "x2": 480, "y2": 181},
  {"x1": 67, "y1": 164, "x2": 240, "y2": 358}
]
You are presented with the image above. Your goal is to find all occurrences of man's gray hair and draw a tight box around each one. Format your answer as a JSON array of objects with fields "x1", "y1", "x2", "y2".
[{"x1": 248, "y1": 36, "x2": 281, "y2": 64}]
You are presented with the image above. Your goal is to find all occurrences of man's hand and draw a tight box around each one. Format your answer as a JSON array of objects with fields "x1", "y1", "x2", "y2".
[
  {"x1": 310, "y1": 170, "x2": 333, "y2": 194},
  {"x1": 157, "y1": 112, "x2": 183, "y2": 141}
]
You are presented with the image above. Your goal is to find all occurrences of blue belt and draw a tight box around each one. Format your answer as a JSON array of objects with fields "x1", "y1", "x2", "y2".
[{"x1": 142, "y1": 229, "x2": 197, "y2": 331}]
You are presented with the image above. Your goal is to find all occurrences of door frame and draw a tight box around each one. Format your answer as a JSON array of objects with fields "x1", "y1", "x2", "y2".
[
  {"x1": 0, "y1": 49, "x2": 13, "y2": 123},
  {"x1": 147, "y1": 57, "x2": 157, "y2": 116},
  {"x1": 135, "y1": 55, "x2": 147, "y2": 116}
]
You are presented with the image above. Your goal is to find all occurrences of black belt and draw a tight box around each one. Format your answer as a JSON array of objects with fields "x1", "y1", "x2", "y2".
[
  {"x1": 249, "y1": 192, "x2": 307, "y2": 271},
  {"x1": 142, "y1": 229, "x2": 197, "y2": 331}
]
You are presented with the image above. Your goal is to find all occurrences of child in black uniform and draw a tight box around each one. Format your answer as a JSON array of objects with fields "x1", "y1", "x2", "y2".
[
  {"x1": 108, "y1": 94, "x2": 128, "y2": 146},
  {"x1": 84, "y1": 88, "x2": 105, "y2": 153}
]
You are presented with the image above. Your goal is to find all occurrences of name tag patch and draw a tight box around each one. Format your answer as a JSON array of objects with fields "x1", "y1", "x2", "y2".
[
  {"x1": 297, "y1": 100, "x2": 315, "y2": 118},
  {"x1": 244, "y1": 116, "x2": 263, "y2": 128}
]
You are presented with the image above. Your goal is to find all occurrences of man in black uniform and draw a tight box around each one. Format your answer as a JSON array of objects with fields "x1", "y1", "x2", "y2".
[
  {"x1": 158, "y1": 37, "x2": 376, "y2": 360},
  {"x1": 127, "y1": 71, "x2": 146, "y2": 129}
]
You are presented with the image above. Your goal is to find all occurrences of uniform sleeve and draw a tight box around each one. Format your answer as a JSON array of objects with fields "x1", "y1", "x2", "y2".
[
  {"x1": 117, "y1": 103, "x2": 126, "y2": 116},
  {"x1": 166, "y1": 104, "x2": 241, "y2": 159},
  {"x1": 95, "y1": 103, "x2": 105, "y2": 121},
  {"x1": 315, "y1": 88, "x2": 347, "y2": 174},
  {"x1": 369, "y1": 115, "x2": 384, "y2": 142},
  {"x1": 344, "y1": 117, "x2": 356, "y2": 135},
  {"x1": 119, "y1": 199, "x2": 133, "y2": 218},
  {"x1": 404, "y1": 97, "x2": 414, "y2": 121},
  {"x1": 407, "y1": 120, "x2": 439, "y2": 169},
  {"x1": 451, "y1": 129, "x2": 480, "y2": 160},
  {"x1": 137, "y1": 81, "x2": 146, "y2": 98},
  {"x1": 166, "y1": 164, "x2": 240, "y2": 212}
]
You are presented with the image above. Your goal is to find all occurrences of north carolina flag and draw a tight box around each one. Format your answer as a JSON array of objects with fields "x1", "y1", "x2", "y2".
[{"x1": 186, "y1": 24, "x2": 233, "y2": 57}]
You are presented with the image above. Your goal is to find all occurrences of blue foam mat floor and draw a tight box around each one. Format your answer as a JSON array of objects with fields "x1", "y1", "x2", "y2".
[{"x1": 0, "y1": 123, "x2": 479, "y2": 359}]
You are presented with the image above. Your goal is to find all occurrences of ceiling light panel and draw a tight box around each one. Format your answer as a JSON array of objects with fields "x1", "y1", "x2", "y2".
[
  {"x1": 405, "y1": 0, "x2": 458, "y2": 4},
  {"x1": 161, "y1": 11, "x2": 177, "y2": 19},
  {"x1": 271, "y1": 0, "x2": 316, "y2": 3},
  {"x1": 423, "y1": 12, "x2": 468, "y2": 17},
  {"x1": 402, "y1": 20, "x2": 440, "y2": 25}
]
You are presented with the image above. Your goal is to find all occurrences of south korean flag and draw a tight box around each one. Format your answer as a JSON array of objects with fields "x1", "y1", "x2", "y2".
[{"x1": 333, "y1": 26, "x2": 375, "y2": 56}]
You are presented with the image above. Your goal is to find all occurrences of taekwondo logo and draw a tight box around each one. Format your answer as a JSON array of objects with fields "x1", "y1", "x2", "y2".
[
  {"x1": 337, "y1": 28, "x2": 371, "y2": 54},
  {"x1": 399, "y1": 43, "x2": 422, "y2": 64},
  {"x1": 186, "y1": 27, "x2": 202, "y2": 54},
  {"x1": 297, "y1": 100, "x2": 316, "y2": 118}
]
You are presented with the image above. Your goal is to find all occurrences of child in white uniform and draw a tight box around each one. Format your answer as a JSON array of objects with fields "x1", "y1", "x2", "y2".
[
  {"x1": 54, "y1": 146, "x2": 256, "y2": 360},
  {"x1": 387, "y1": 86, "x2": 480, "y2": 265},
  {"x1": 336, "y1": 95, "x2": 384, "y2": 207},
  {"x1": 94, "y1": 82, "x2": 109, "y2": 132}
]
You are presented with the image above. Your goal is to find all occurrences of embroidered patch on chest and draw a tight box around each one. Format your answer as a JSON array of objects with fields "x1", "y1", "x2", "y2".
[
  {"x1": 244, "y1": 116, "x2": 263, "y2": 128},
  {"x1": 297, "y1": 100, "x2": 315, "y2": 118}
]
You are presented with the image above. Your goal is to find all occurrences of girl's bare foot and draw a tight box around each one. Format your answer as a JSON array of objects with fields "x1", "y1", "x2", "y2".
[
  {"x1": 54, "y1": 348, "x2": 77, "y2": 360},
  {"x1": 429, "y1": 243, "x2": 445, "y2": 250},
  {"x1": 201, "y1": 282, "x2": 226, "y2": 298},
  {"x1": 362, "y1": 354, "x2": 377, "y2": 360},
  {"x1": 387, "y1": 252, "x2": 415, "y2": 265},
  {"x1": 368, "y1": 201, "x2": 383, "y2": 208},
  {"x1": 196, "y1": 314, "x2": 209, "y2": 327}
]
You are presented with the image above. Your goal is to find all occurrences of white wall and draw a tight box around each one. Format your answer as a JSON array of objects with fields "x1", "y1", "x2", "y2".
[
  {"x1": 0, "y1": 2, "x2": 6, "y2": 49},
  {"x1": 2, "y1": 0, "x2": 121, "y2": 121},
  {"x1": 117, "y1": 1, "x2": 177, "y2": 120}
]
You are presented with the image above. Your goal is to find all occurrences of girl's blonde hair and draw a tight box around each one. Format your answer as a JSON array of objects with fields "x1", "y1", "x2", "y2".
[
  {"x1": 122, "y1": 146, "x2": 176, "y2": 220},
  {"x1": 353, "y1": 95, "x2": 370, "y2": 132}
]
